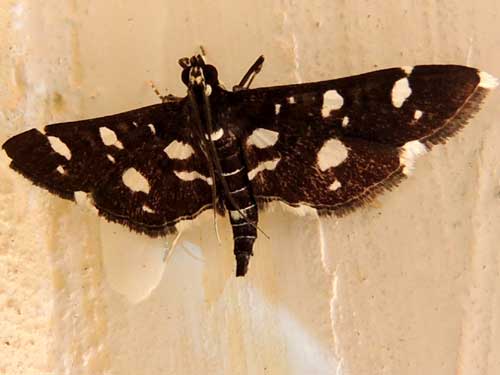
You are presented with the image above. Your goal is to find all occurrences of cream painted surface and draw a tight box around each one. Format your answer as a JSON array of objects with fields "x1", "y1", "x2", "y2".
[
  {"x1": 99, "y1": 220, "x2": 172, "y2": 304},
  {"x1": 1, "y1": 2, "x2": 499, "y2": 375}
]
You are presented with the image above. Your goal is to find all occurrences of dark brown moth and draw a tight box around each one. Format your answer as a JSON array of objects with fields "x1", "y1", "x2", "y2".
[{"x1": 3, "y1": 54, "x2": 497, "y2": 276}]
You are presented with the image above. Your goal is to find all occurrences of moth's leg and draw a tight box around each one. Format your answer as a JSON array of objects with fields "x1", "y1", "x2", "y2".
[
  {"x1": 148, "y1": 81, "x2": 177, "y2": 103},
  {"x1": 233, "y1": 55, "x2": 265, "y2": 91},
  {"x1": 185, "y1": 82, "x2": 223, "y2": 242}
]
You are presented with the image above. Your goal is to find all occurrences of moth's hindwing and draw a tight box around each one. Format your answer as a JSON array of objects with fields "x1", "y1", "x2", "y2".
[
  {"x1": 3, "y1": 101, "x2": 216, "y2": 235},
  {"x1": 235, "y1": 65, "x2": 496, "y2": 215}
]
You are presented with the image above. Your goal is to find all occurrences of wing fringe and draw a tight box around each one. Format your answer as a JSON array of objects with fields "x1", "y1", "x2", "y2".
[
  {"x1": 256, "y1": 167, "x2": 407, "y2": 218},
  {"x1": 95, "y1": 202, "x2": 216, "y2": 237},
  {"x1": 421, "y1": 86, "x2": 489, "y2": 148}
]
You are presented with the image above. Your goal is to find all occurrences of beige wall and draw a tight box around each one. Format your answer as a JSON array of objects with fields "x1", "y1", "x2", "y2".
[{"x1": 1, "y1": 1, "x2": 499, "y2": 374}]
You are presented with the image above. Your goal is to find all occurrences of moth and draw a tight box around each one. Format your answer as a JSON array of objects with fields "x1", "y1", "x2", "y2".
[{"x1": 2, "y1": 54, "x2": 497, "y2": 276}]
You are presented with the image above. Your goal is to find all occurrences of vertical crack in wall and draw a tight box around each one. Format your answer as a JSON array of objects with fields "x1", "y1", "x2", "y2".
[
  {"x1": 290, "y1": 32, "x2": 303, "y2": 84},
  {"x1": 318, "y1": 216, "x2": 328, "y2": 274},
  {"x1": 456, "y1": 133, "x2": 497, "y2": 375},
  {"x1": 282, "y1": 0, "x2": 303, "y2": 83},
  {"x1": 330, "y1": 271, "x2": 343, "y2": 375},
  {"x1": 466, "y1": 36, "x2": 474, "y2": 66}
]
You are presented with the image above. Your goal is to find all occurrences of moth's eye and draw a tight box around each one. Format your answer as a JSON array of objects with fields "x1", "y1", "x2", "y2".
[
  {"x1": 203, "y1": 65, "x2": 218, "y2": 84},
  {"x1": 181, "y1": 68, "x2": 190, "y2": 86}
]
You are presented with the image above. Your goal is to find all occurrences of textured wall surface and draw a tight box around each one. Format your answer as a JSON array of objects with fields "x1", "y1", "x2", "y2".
[{"x1": 1, "y1": 1, "x2": 499, "y2": 374}]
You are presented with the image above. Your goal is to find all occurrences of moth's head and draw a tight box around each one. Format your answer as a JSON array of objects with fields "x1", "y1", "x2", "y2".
[{"x1": 179, "y1": 55, "x2": 219, "y2": 90}]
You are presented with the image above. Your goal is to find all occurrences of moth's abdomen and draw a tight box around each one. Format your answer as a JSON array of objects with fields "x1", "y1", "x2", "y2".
[{"x1": 214, "y1": 128, "x2": 258, "y2": 276}]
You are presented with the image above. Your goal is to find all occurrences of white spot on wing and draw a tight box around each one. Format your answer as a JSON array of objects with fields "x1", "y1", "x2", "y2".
[
  {"x1": 122, "y1": 168, "x2": 150, "y2": 193},
  {"x1": 174, "y1": 170, "x2": 212, "y2": 185},
  {"x1": 56, "y1": 165, "x2": 66, "y2": 174},
  {"x1": 402, "y1": 66, "x2": 414, "y2": 75},
  {"x1": 47, "y1": 136, "x2": 71, "y2": 160},
  {"x1": 391, "y1": 78, "x2": 412, "y2": 108},
  {"x1": 247, "y1": 128, "x2": 279, "y2": 149},
  {"x1": 414, "y1": 110, "x2": 423, "y2": 120},
  {"x1": 148, "y1": 124, "x2": 156, "y2": 134},
  {"x1": 142, "y1": 204, "x2": 155, "y2": 213},
  {"x1": 210, "y1": 128, "x2": 224, "y2": 141},
  {"x1": 342, "y1": 116, "x2": 349, "y2": 127},
  {"x1": 317, "y1": 139, "x2": 349, "y2": 171},
  {"x1": 74, "y1": 191, "x2": 98, "y2": 214},
  {"x1": 74, "y1": 191, "x2": 87, "y2": 205},
  {"x1": 287, "y1": 96, "x2": 295, "y2": 104},
  {"x1": 478, "y1": 71, "x2": 499, "y2": 89},
  {"x1": 107, "y1": 154, "x2": 116, "y2": 163},
  {"x1": 275, "y1": 104, "x2": 281, "y2": 115},
  {"x1": 400, "y1": 140, "x2": 428, "y2": 175},
  {"x1": 329, "y1": 179, "x2": 341, "y2": 191},
  {"x1": 164, "y1": 140, "x2": 194, "y2": 160},
  {"x1": 247, "y1": 158, "x2": 281, "y2": 180},
  {"x1": 99, "y1": 127, "x2": 123, "y2": 149},
  {"x1": 321, "y1": 90, "x2": 344, "y2": 118}
]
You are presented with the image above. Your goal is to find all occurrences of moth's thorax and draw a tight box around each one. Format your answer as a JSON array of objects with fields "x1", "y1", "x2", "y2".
[{"x1": 187, "y1": 79, "x2": 227, "y2": 144}]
